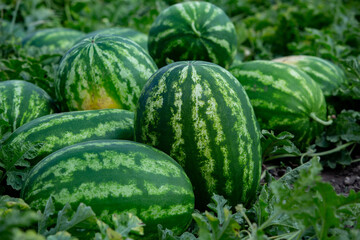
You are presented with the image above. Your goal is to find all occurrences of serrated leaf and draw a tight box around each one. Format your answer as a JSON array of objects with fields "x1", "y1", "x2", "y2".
[
  {"x1": 39, "y1": 197, "x2": 97, "y2": 237},
  {"x1": 261, "y1": 130, "x2": 301, "y2": 162},
  {"x1": 0, "y1": 141, "x2": 43, "y2": 190}
]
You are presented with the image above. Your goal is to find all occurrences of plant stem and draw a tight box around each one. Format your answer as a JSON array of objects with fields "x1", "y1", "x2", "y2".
[
  {"x1": 310, "y1": 112, "x2": 333, "y2": 126},
  {"x1": 265, "y1": 154, "x2": 299, "y2": 162},
  {"x1": 306, "y1": 142, "x2": 354, "y2": 157}
]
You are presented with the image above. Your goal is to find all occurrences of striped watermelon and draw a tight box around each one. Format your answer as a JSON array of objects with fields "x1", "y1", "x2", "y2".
[
  {"x1": 0, "y1": 80, "x2": 55, "y2": 138},
  {"x1": 81, "y1": 27, "x2": 148, "y2": 51},
  {"x1": 135, "y1": 61, "x2": 262, "y2": 209},
  {"x1": 1, "y1": 109, "x2": 134, "y2": 166},
  {"x1": 55, "y1": 35, "x2": 158, "y2": 111},
  {"x1": 148, "y1": 1, "x2": 237, "y2": 68},
  {"x1": 230, "y1": 60, "x2": 329, "y2": 150},
  {"x1": 273, "y1": 55, "x2": 346, "y2": 96},
  {"x1": 21, "y1": 140, "x2": 194, "y2": 237},
  {"x1": 22, "y1": 28, "x2": 85, "y2": 55}
]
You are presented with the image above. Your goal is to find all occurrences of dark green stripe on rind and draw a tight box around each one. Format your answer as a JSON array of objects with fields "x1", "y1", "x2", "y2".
[
  {"x1": 0, "y1": 80, "x2": 54, "y2": 137},
  {"x1": 80, "y1": 27, "x2": 148, "y2": 51},
  {"x1": 273, "y1": 55, "x2": 346, "y2": 96},
  {"x1": 56, "y1": 35, "x2": 158, "y2": 111},
  {"x1": 135, "y1": 61, "x2": 262, "y2": 209},
  {"x1": 2, "y1": 109, "x2": 134, "y2": 165},
  {"x1": 21, "y1": 140, "x2": 194, "y2": 237},
  {"x1": 230, "y1": 60, "x2": 327, "y2": 149},
  {"x1": 22, "y1": 28, "x2": 85, "y2": 52},
  {"x1": 148, "y1": 1, "x2": 237, "y2": 68}
]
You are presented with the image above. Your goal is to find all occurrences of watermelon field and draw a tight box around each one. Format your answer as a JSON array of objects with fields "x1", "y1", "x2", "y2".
[{"x1": 0, "y1": 0, "x2": 360, "y2": 239}]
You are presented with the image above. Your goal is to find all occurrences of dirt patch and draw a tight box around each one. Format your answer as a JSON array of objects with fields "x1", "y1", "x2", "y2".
[{"x1": 265, "y1": 161, "x2": 360, "y2": 195}]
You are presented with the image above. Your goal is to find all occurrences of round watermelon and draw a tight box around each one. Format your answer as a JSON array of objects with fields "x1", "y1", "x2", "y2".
[
  {"x1": 21, "y1": 140, "x2": 194, "y2": 238},
  {"x1": 55, "y1": 35, "x2": 158, "y2": 111},
  {"x1": 148, "y1": 1, "x2": 237, "y2": 68},
  {"x1": 230, "y1": 60, "x2": 328, "y2": 150},
  {"x1": 273, "y1": 55, "x2": 346, "y2": 96},
  {"x1": 135, "y1": 61, "x2": 262, "y2": 209},
  {"x1": 0, "y1": 80, "x2": 55, "y2": 138}
]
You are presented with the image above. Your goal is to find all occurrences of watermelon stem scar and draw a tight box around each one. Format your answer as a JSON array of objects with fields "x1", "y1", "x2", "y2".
[{"x1": 310, "y1": 112, "x2": 333, "y2": 126}]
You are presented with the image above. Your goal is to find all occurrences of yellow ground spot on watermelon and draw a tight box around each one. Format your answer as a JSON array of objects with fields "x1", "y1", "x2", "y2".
[
  {"x1": 80, "y1": 88, "x2": 121, "y2": 110},
  {"x1": 53, "y1": 181, "x2": 143, "y2": 205},
  {"x1": 140, "y1": 203, "x2": 193, "y2": 220},
  {"x1": 144, "y1": 181, "x2": 191, "y2": 196}
]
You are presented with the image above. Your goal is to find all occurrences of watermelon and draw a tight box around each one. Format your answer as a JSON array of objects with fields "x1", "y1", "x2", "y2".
[
  {"x1": 80, "y1": 27, "x2": 148, "y2": 51},
  {"x1": 135, "y1": 61, "x2": 262, "y2": 209},
  {"x1": 22, "y1": 28, "x2": 85, "y2": 55},
  {"x1": 1, "y1": 109, "x2": 134, "y2": 166},
  {"x1": 21, "y1": 140, "x2": 194, "y2": 237},
  {"x1": 230, "y1": 60, "x2": 329, "y2": 150},
  {"x1": 148, "y1": 1, "x2": 237, "y2": 68},
  {"x1": 273, "y1": 55, "x2": 346, "y2": 96},
  {"x1": 0, "y1": 80, "x2": 55, "y2": 138},
  {"x1": 55, "y1": 35, "x2": 158, "y2": 111}
]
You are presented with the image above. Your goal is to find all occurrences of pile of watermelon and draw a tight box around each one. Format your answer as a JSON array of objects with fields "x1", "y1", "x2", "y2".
[{"x1": 0, "y1": 1, "x2": 347, "y2": 238}]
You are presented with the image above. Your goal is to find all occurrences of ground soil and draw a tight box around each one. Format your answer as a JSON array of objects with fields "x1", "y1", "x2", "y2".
[{"x1": 266, "y1": 161, "x2": 360, "y2": 195}]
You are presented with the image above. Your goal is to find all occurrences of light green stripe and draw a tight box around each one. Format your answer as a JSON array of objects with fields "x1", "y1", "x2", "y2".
[
  {"x1": 191, "y1": 66, "x2": 216, "y2": 193},
  {"x1": 140, "y1": 203, "x2": 193, "y2": 220}
]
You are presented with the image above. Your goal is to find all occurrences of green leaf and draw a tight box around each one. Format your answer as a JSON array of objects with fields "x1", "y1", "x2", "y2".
[
  {"x1": 38, "y1": 197, "x2": 97, "y2": 237},
  {"x1": 95, "y1": 212, "x2": 144, "y2": 239},
  {"x1": 261, "y1": 130, "x2": 301, "y2": 162},
  {"x1": 0, "y1": 196, "x2": 41, "y2": 239},
  {"x1": 270, "y1": 158, "x2": 360, "y2": 239},
  {"x1": 0, "y1": 141, "x2": 43, "y2": 191}
]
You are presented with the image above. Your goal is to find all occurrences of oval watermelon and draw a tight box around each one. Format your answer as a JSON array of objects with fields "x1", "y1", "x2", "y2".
[
  {"x1": 0, "y1": 80, "x2": 55, "y2": 138},
  {"x1": 230, "y1": 60, "x2": 328, "y2": 150},
  {"x1": 135, "y1": 61, "x2": 262, "y2": 209},
  {"x1": 21, "y1": 140, "x2": 194, "y2": 237},
  {"x1": 1, "y1": 109, "x2": 134, "y2": 166},
  {"x1": 148, "y1": 1, "x2": 237, "y2": 68},
  {"x1": 273, "y1": 55, "x2": 346, "y2": 96},
  {"x1": 55, "y1": 35, "x2": 158, "y2": 111}
]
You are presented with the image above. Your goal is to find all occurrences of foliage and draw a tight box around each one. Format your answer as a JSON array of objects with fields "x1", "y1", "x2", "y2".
[{"x1": 1, "y1": 0, "x2": 360, "y2": 239}]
